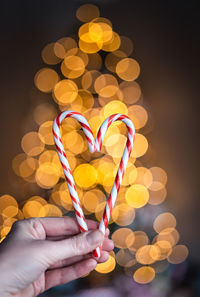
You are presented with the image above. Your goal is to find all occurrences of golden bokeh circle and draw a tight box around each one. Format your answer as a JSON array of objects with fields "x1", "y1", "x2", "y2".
[
  {"x1": 136, "y1": 244, "x2": 160, "y2": 264},
  {"x1": 129, "y1": 231, "x2": 149, "y2": 253},
  {"x1": 76, "y1": 4, "x2": 100, "y2": 23},
  {"x1": 74, "y1": 164, "x2": 98, "y2": 189},
  {"x1": 153, "y1": 212, "x2": 177, "y2": 233},
  {"x1": 102, "y1": 100, "x2": 128, "y2": 119},
  {"x1": 133, "y1": 266, "x2": 155, "y2": 284},
  {"x1": 38, "y1": 121, "x2": 54, "y2": 145},
  {"x1": 34, "y1": 68, "x2": 59, "y2": 93},
  {"x1": 112, "y1": 228, "x2": 135, "y2": 248},
  {"x1": 131, "y1": 133, "x2": 148, "y2": 158},
  {"x1": 168, "y1": 245, "x2": 188, "y2": 264},
  {"x1": 126, "y1": 184, "x2": 149, "y2": 208},
  {"x1": 53, "y1": 79, "x2": 78, "y2": 105},
  {"x1": 116, "y1": 58, "x2": 140, "y2": 81},
  {"x1": 21, "y1": 132, "x2": 45, "y2": 156},
  {"x1": 94, "y1": 74, "x2": 118, "y2": 98},
  {"x1": 35, "y1": 162, "x2": 60, "y2": 189}
]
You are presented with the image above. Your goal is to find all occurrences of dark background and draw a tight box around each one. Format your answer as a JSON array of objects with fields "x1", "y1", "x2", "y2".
[{"x1": 0, "y1": 0, "x2": 199, "y2": 263}]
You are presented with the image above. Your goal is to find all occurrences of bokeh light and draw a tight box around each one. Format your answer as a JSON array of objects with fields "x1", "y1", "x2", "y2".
[
  {"x1": 94, "y1": 74, "x2": 118, "y2": 98},
  {"x1": 136, "y1": 244, "x2": 160, "y2": 264},
  {"x1": 76, "y1": 4, "x2": 100, "y2": 23},
  {"x1": 34, "y1": 68, "x2": 59, "y2": 93},
  {"x1": 0, "y1": 195, "x2": 18, "y2": 218},
  {"x1": 131, "y1": 133, "x2": 148, "y2": 158},
  {"x1": 116, "y1": 249, "x2": 135, "y2": 267},
  {"x1": 116, "y1": 58, "x2": 140, "y2": 81},
  {"x1": 125, "y1": 184, "x2": 149, "y2": 208},
  {"x1": 61, "y1": 55, "x2": 85, "y2": 79},
  {"x1": 112, "y1": 203, "x2": 135, "y2": 226},
  {"x1": 153, "y1": 212, "x2": 177, "y2": 233},
  {"x1": 95, "y1": 253, "x2": 116, "y2": 273},
  {"x1": 112, "y1": 228, "x2": 135, "y2": 248},
  {"x1": 54, "y1": 37, "x2": 77, "y2": 59},
  {"x1": 38, "y1": 121, "x2": 54, "y2": 145},
  {"x1": 168, "y1": 244, "x2": 189, "y2": 264},
  {"x1": 53, "y1": 79, "x2": 78, "y2": 105},
  {"x1": 129, "y1": 231, "x2": 149, "y2": 253},
  {"x1": 133, "y1": 266, "x2": 155, "y2": 284},
  {"x1": 41, "y1": 42, "x2": 62, "y2": 65},
  {"x1": 21, "y1": 132, "x2": 45, "y2": 156},
  {"x1": 35, "y1": 162, "x2": 60, "y2": 189},
  {"x1": 74, "y1": 164, "x2": 98, "y2": 189}
]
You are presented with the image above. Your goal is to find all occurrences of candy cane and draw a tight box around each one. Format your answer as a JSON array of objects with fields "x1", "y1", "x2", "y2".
[{"x1": 53, "y1": 110, "x2": 135, "y2": 258}]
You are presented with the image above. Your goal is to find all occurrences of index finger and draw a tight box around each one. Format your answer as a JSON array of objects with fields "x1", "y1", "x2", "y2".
[{"x1": 37, "y1": 217, "x2": 99, "y2": 237}]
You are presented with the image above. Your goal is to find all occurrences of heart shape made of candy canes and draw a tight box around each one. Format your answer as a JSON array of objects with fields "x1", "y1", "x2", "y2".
[{"x1": 53, "y1": 110, "x2": 135, "y2": 258}]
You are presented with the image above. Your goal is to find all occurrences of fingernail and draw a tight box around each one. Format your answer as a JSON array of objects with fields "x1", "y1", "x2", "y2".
[{"x1": 87, "y1": 230, "x2": 103, "y2": 245}]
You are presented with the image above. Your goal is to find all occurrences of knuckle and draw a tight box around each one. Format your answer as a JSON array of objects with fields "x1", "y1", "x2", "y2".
[
  {"x1": 28, "y1": 218, "x2": 46, "y2": 239},
  {"x1": 12, "y1": 218, "x2": 45, "y2": 240},
  {"x1": 32, "y1": 277, "x2": 45, "y2": 296},
  {"x1": 71, "y1": 235, "x2": 88, "y2": 256}
]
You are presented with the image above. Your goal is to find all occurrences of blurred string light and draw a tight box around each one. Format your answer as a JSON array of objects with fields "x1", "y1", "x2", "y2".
[{"x1": 0, "y1": 3, "x2": 188, "y2": 284}]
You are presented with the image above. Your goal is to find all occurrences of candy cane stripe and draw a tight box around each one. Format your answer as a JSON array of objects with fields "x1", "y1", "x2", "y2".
[
  {"x1": 103, "y1": 210, "x2": 108, "y2": 228},
  {"x1": 96, "y1": 130, "x2": 102, "y2": 150},
  {"x1": 81, "y1": 122, "x2": 93, "y2": 134}
]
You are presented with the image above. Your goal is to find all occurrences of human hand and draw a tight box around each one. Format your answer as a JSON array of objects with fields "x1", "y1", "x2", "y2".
[{"x1": 0, "y1": 217, "x2": 114, "y2": 297}]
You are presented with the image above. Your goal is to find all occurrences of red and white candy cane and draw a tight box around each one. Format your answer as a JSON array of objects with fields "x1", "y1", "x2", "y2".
[{"x1": 53, "y1": 110, "x2": 135, "y2": 258}]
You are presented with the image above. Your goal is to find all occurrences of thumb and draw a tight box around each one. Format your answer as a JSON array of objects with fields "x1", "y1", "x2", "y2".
[{"x1": 45, "y1": 230, "x2": 104, "y2": 262}]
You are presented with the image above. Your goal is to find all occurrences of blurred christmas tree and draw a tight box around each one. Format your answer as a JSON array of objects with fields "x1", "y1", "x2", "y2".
[{"x1": 0, "y1": 3, "x2": 188, "y2": 285}]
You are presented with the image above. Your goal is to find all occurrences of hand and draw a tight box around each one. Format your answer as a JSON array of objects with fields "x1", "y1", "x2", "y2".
[{"x1": 0, "y1": 217, "x2": 114, "y2": 297}]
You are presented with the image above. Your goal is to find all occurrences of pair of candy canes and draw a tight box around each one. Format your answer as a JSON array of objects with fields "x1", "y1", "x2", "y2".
[{"x1": 53, "y1": 111, "x2": 135, "y2": 258}]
